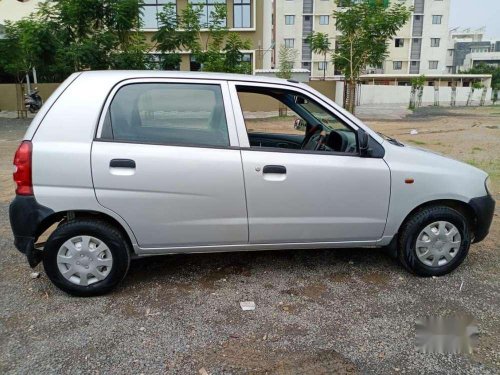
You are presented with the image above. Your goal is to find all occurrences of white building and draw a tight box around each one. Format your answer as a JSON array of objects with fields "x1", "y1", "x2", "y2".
[
  {"x1": 274, "y1": 0, "x2": 451, "y2": 78},
  {"x1": 0, "y1": 0, "x2": 42, "y2": 38}
]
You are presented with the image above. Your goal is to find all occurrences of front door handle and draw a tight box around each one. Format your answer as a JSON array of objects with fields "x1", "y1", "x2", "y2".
[
  {"x1": 110, "y1": 159, "x2": 136, "y2": 168},
  {"x1": 263, "y1": 165, "x2": 286, "y2": 174}
]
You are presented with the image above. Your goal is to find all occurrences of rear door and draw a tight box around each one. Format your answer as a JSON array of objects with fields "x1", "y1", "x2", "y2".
[{"x1": 91, "y1": 79, "x2": 248, "y2": 249}]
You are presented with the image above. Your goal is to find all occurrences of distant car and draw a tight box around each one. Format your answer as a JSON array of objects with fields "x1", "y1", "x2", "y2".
[{"x1": 10, "y1": 71, "x2": 495, "y2": 296}]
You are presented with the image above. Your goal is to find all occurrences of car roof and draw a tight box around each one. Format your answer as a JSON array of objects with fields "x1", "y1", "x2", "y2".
[{"x1": 79, "y1": 70, "x2": 301, "y2": 86}]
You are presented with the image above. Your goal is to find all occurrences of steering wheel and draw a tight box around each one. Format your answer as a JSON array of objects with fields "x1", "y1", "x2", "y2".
[{"x1": 314, "y1": 130, "x2": 328, "y2": 151}]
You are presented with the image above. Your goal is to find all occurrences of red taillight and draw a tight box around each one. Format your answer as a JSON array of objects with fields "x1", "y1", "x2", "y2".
[{"x1": 13, "y1": 141, "x2": 33, "y2": 195}]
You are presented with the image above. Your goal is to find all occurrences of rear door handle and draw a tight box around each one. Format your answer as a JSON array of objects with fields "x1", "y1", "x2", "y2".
[
  {"x1": 110, "y1": 159, "x2": 136, "y2": 168},
  {"x1": 263, "y1": 165, "x2": 286, "y2": 174}
]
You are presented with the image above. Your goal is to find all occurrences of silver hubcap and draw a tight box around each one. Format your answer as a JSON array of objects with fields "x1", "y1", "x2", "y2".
[
  {"x1": 415, "y1": 221, "x2": 461, "y2": 268},
  {"x1": 57, "y1": 235, "x2": 113, "y2": 286}
]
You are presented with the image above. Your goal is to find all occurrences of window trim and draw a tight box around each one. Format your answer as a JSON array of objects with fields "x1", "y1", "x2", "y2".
[
  {"x1": 140, "y1": 0, "x2": 177, "y2": 30},
  {"x1": 226, "y1": 81, "x2": 386, "y2": 158},
  {"x1": 95, "y1": 78, "x2": 240, "y2": 148},
  {"x1": 319, "y1": 15, "x2": 329, "y2": 25},
  {"x1": 233, "y1": 0, "x2": 251, "y2": 28},
  {"x1": 284, "y1": 38, "x2": 295, "y2": 48}
]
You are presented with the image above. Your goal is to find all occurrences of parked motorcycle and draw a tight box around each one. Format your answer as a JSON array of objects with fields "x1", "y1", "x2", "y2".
[{"x1": 24, "y1": 89, "x2": 43, "y2": 113}]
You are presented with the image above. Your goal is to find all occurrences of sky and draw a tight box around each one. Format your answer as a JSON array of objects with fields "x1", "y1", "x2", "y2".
[{"x1": 449, "y1": 0, "x2": 500, "y2": 40}]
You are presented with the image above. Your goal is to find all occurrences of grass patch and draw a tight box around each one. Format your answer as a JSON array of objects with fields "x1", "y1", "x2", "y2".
[
  {"x1": 472, "y1": 147, "x2": 483, "y2": 152},
  {"x1": 408, "y1": 140, "x2": 427, "y2": 146}
]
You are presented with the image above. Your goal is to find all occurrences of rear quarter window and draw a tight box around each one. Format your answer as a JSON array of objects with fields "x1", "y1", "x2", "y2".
[{"x1": 101, "y1": 83, "x2": 230, "y2": 147}]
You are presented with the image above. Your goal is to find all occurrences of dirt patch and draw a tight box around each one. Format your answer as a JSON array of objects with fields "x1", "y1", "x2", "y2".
[
  {"x1": 360, "y1": 272, "x2": 390, "y2": 286},
  {"x1": 200, "y1": 342, "x2": 358, "y2": 375},
  {"x1": 329, "y1": 272, "x2": 353, "y2": 283}
]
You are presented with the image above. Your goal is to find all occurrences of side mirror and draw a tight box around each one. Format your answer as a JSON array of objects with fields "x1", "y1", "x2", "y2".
[{"x1": 358, "y1": 128, "x2": 369, "y2": 157}]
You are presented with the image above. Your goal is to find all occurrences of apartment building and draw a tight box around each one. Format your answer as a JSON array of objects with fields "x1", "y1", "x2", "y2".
[
  {"x1": 0, "y1": 0, "x2": 43, "y2": 39},
  {"x1": 141, "y1": 0, "x2": 273, "y2": 72},
  {"x1": 446, "y1": 29, "x2": 500, "y2": 73},
  {"x1": 274, "y1": 0, "x2": 451, "y2": 78},
  {"x1": 0, "y1": 0, "x2": 273, "y2": 71}
]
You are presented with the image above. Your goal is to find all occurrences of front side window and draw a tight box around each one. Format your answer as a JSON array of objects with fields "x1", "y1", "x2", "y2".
[
  {"x1": 429, "y1": 60, "x2": 439, "y2": 69},
  {"x1": 284, "y1": 38, "x2": 295, "y2": 48},
  {"x1": 319, "y1": 15, "x2": 329, "y2": 25},
  {"x1": 393, "y1": 61, "x2": 402, "y2": 70},
  {"x1": 395, "y1": 38, "x2": 404, "y2": 47},
  {"x1": 190, "y1": 0, "x2": 227, "y2": 27},
  {"x1": 234, "y1": 0, "x2": 251, "y2": 28},
  {"x1": 285, "y1": 15, "x2": 295, "y2": 25},
  {"x1": 236, "y1": 86, "x2": 357, "y2": 154},
  {"x1": 318, "y1": 61, "x2": 327, "y2": 70},
  {"x1": 141, "y1": 0, "x2": 176, "y2": 29},
  {"x1": 103, "y1": 83, "x2": 229, "y2": 147}
]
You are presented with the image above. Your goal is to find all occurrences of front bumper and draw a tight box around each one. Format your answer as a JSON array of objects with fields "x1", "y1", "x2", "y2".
[
  {"x1": 469, "y1": 194, "x2": 496, "y2": 243},
  {"x1": 9, "y1": 195, "x2": 54, "y2": 267}
]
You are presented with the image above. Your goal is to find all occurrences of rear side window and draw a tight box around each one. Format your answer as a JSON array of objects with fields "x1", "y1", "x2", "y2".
[{"x1": 102, "y1": 83, "x2": 230, "y2": 147}]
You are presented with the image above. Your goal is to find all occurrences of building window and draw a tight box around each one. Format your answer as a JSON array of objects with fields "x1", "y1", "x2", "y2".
[
  {"x1": 393, "y1": 61, "x2": 402, "y2": 70},
  {"x1": 190, "y1": 55, "x2": 202, "y2": 71},
  {"x1": 234, "y1": 0, "x2": 251, "y2": 28},
  {"x1": 395, "y1": 38, "x2": 404, "y2": 47},
  {"x1": 285, "y1": 15, "x2": 295, "y2": 25},
  {"x1": 471, "y1": 47, "x2": 489, "y2": 53},
  {"x1": 431, "y1": 38, "x2": 440, "y2": 47},
  {"x1": 190, "y1": 0, "x2": 227, "y2": 28},
  {"x1": 318, "y1": 61, "x2": 327, "y2": 70},
  {"x1": 284, "y1": 38, "x2": 295, "y2": 48},
  {"x1": 432, "y1": 15, "x2": 442, "y2": 24},
  {"x1": 302, "y1": 61, "x2": 311, "y2": 70},
  {"x1": 448, "y1": 49, "x2": 453, "y2": 56},
  {"x1": 429, "y1": 61, "x2": 439, "y2": 69},
  {"x1": 141, "y1": 0, "x2": 176, "y2": 29},
  {"x1": 319, "y1": 15, "x2": 329, "y2": 25}
]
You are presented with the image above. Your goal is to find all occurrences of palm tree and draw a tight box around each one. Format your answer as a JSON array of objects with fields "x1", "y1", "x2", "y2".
[{"x1": 305, "y1": 32, "x2": 331, "y2": 80}]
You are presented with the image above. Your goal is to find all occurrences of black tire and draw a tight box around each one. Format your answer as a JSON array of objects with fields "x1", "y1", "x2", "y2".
[
  {"x1": 398, "y1": 206, "x2": 471, "y2": 277},
  {"x1": 43, "y1": 219, "x2": 131, "y2": 296}
]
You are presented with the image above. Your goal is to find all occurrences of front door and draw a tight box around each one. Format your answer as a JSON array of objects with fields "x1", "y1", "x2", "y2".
[
  {"x1": 92, "y1": 80, "x2": 248, "y2": 249},
  {"x1": 231, "y1": 82, "x2": 391, "y2": 244}
]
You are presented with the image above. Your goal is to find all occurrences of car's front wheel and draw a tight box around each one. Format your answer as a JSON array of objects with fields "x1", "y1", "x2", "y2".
[
  {"x1": 43, "y1": 219, "x2": 131, "y2": 296},
  {"x1": 398, "y1": 206, "x2": 471, "y2": 276}
]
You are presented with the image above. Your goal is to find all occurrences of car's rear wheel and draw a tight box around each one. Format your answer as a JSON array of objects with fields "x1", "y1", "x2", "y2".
[
  {"x1": 398, "y1": 206, "x2": 471, "y2": 276},
  {"x1": 43, "y1": 219, "x2": 130, "y2": 296}
]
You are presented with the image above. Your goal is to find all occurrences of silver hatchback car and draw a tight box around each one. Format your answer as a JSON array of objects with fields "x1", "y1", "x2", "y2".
[{"x1": 10, "y1": 71, "x2": 495, "y2": 296}]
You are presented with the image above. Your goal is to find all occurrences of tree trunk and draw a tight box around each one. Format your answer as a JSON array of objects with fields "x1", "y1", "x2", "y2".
[
  {"x1": 323, "y1": 53, "x2": 326, "y2": 81},
  {"x1": 347, "y1": 80, "x2": 356, "y2": 114}
]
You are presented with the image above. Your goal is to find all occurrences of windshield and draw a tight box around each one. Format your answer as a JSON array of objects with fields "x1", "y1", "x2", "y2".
[{"x1": 295, "y1": 97, "x2": 349, "y2": 131}]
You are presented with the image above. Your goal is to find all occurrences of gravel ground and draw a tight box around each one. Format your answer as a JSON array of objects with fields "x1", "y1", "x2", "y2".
[{"x1": 0, "y1": 108, "x2": 499, "y2": 374}]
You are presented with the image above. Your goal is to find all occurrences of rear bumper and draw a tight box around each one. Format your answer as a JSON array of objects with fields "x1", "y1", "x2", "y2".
[
  {"x1": 469, "y1": 194, "x2": 496, "y2": 243},
  {"x1": 9, "y1": 195, "x2": 54, "y2": 267}
]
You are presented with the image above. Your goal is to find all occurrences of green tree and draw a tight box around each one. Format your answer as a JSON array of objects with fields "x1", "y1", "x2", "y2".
[
  {"x1": 154, "y1": 3, "x2": 251, "y2": 74},
  {"x1": 333, "y1": 0, "x2": 411, "y2": 113},
  {"x1": 0, "y1": 0, "x2": 149, "y2": 82},
  {"x1": 460, "y1": 63, "x2": 500, "y2": 90},
  {"x1": 409, "y1": 74, "x2": 425, "y2": 109},
  {"x1": 0, "y1": 18, "x2": 61, "y2": 83},
  {"x1": 276, "y1": 45, "x2": 298, "y2": 79},
  {"x1": 305, "y1": 32, "x2": 331, "y2": 80}
]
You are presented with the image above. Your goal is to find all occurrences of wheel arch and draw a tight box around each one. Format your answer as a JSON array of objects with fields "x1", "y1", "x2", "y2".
[
  {"x1": 37, "y1": 210, "x2": 137, "y2": 255},
  {"x1": 398, "y1": 199, "x2": 477, "y2": 239}
]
